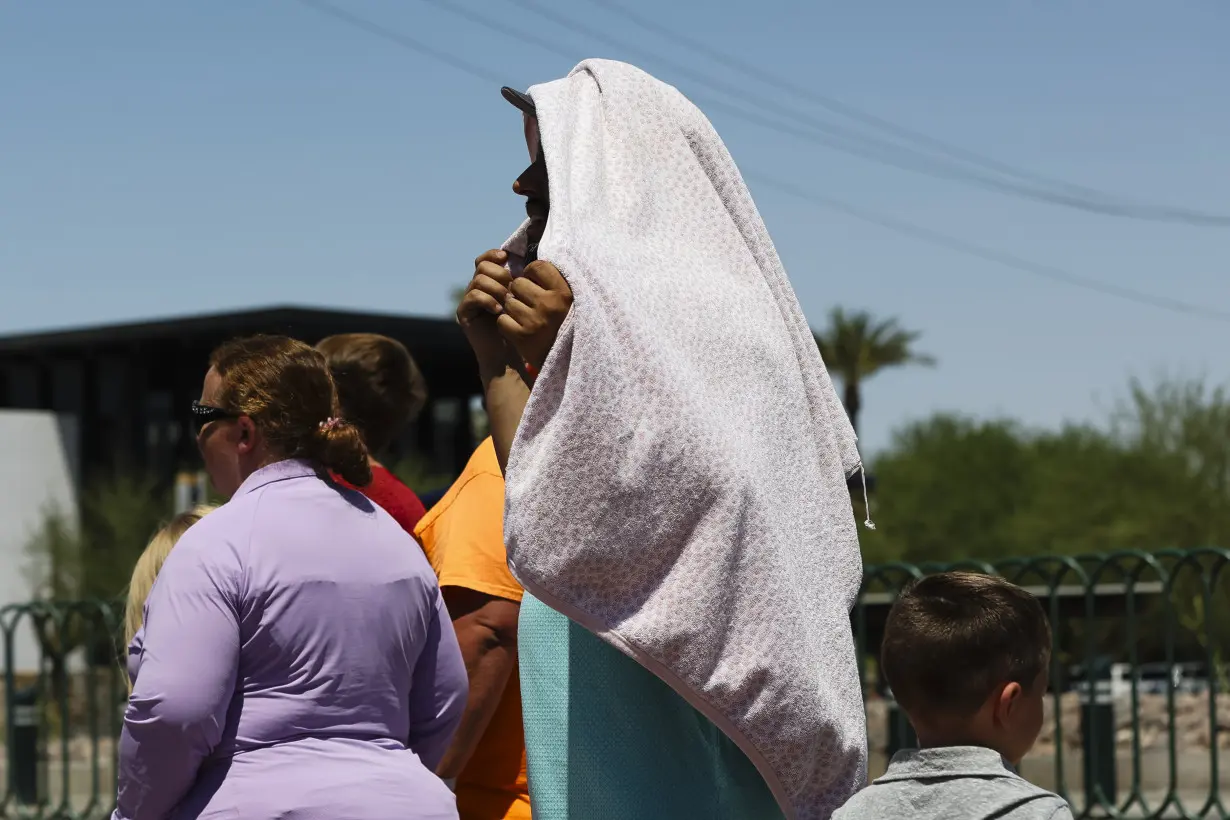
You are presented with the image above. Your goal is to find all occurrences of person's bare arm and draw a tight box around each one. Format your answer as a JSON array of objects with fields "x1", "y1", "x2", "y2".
[
  {"x1": 480, "y1": 361, "x2": 531, "y2": 476},
  {"x1": 434, "y1": 587, "x2": 520, "y2": 779},
  {"x1": 458, "y1": 249, "x2": 572, "y2": 474}
]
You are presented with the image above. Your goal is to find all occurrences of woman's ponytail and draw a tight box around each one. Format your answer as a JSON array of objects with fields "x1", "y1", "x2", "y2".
[{"x1": 313, "y1": 419, "x2": 373, "y2": 487}]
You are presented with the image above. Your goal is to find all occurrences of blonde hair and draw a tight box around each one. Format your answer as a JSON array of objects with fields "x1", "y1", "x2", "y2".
[{"x1": 123, "y1": 505, "x2": 216, "y2": 651}]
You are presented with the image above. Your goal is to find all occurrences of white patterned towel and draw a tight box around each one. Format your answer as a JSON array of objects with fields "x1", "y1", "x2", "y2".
[{"x1": 502, "y1": 59, "x2": 869, "y2": 820}]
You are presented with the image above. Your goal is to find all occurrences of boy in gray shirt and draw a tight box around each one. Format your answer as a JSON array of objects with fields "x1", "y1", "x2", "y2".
[{"x1": 835, "y1": 572, "x2": 1073, "y2": 820}]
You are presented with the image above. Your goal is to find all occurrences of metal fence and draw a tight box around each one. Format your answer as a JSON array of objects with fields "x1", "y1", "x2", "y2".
[
  {"x1": 4, "y1": 549, "x2": 1228, "y2": 819},
  {"x1": 2, "y1": 600, "x2": 125, "y2": 820}
]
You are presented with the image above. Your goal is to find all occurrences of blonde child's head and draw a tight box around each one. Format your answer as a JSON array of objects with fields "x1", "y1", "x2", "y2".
[{"x1": 124, "y1": 505, "x2": 216, "y2": 649}]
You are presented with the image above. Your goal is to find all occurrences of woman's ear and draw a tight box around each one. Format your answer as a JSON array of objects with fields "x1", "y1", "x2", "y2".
[{"x1": 236, "y1": 416, "x2": 258, "y2": 454}]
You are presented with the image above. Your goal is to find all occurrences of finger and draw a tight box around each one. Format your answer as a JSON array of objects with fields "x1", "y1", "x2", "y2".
[
  {"x1": 502, "y1": 294, "x2": 539, "y2": 327},
  {"x1": 474, "y1": 249, "x2": 508, "y2": 268},
  {"x1": 476, "y1": 260, "x2": 513, "y2": 287},
  {"x1": 496, "y1": 312, "x2": 531, "y2": 340},
  {"x1": 458, "y1": 289, "x2": 504, "y2": 319},
  {"x1": 522, "y1": 260, "x2": 568, "y2": 292},
  {"x1": 471, "y1": 273, "x2": 510, "y2": 303},
  {"x1": 509, "y1": 276, "x2": 548, "y2": 307}
]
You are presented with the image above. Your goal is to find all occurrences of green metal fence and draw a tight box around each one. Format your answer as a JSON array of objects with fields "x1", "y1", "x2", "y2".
[
  {"x1": 4, "y1": 549, "x2": 1228, "y2": 819},
  {"x1": 2, "y1": 600, "x2": 125, "y2": 820}
]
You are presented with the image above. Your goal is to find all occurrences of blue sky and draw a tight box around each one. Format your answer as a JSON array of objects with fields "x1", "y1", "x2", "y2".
[{"x1": 2, "y1": 1, "x2": 1227, "y2": 455}]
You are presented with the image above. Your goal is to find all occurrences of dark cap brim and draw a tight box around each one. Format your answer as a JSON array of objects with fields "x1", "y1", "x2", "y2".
[{"x1": 501, "y1": 86, "x2": 536, "y2": 116}]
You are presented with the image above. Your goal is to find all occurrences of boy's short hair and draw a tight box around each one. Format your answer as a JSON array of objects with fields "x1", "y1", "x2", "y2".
[
  {"x1": 315, "y1": 333, "x2": 427, "y2": 455},
  {"x1": 881, "y1": 571, "x2": 1051, "y2": 719}
]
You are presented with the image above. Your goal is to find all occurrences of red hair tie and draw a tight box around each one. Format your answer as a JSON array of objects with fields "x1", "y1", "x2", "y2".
[{"x1": 524, "y1": 361, "x2": 539, "y2": 378}]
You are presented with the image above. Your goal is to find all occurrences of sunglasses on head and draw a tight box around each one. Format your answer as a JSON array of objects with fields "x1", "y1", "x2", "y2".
[{"x1": 191, "y1": 400, "x2": 235, "y2": 433}]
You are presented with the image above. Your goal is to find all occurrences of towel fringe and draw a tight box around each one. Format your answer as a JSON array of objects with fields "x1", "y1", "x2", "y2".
[
  {"x1": 850, "y1": 451, "x2": 876, "y2": 532},
  {"x1": 858, "y1": 466, "x2": 876, "y2": 530}
]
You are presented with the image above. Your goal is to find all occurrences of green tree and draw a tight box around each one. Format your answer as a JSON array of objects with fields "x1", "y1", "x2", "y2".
[
  {"x1": 814, "y1": 308, "x2": 935, "y2": 435},
  {"x1": 864, "y1": 408, "x2": 1215, "y2": 564},
  {"x1": 1001, "y1": 425, "x2": 1177, "y2": 554},
  {"x1": 859, "y1": 415, "x2": 1034, "y2": 564},
  {"x1": 23, "y1": 472, "x2": 169, "y2": 605},
  {"x1": 1110, "y1": 377, "x2": 1230, "y2": 547},
  {"x1": 863, "y1": 376, "x2": 1230, "y2": 564},
  {"x1": 22, "y1": 503, "x2": 83, "y2": 602},
  {"x1": 78, "y1": 471, "x2": 172, "y2": 601}
]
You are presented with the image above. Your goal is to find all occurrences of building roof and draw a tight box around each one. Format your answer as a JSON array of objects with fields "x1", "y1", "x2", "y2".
[{"x1": 0, "y1": 305, "x2": 464, "y2": 356}]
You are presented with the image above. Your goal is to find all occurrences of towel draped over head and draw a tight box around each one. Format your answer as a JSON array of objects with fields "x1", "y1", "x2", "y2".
[{"x1": 501, "y1": 59, "x2": 868, "y2": 820}]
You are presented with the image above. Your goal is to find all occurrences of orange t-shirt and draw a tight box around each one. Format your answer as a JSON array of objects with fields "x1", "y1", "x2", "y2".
[{"x1": 413, "y1": 438, "x2": 530, "y2": 820}]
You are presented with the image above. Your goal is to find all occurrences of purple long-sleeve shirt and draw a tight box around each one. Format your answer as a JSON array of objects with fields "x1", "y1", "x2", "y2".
[{"x1": 115, "y1": 459, "x2": 468, "y2": 820}]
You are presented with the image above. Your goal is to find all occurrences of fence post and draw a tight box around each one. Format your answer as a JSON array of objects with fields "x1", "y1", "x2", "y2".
[
  {"x1": 1079, "y1": 655, "x2": 1117, "y2": 808},
  {"x1": 9, "y1": 684, "x2": 40, "y2": 805}
]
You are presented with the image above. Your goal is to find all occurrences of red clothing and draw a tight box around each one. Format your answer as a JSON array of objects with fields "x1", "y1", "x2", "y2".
[{"x1": 338, "y1": 464, "x2": 428, "y2": 537}]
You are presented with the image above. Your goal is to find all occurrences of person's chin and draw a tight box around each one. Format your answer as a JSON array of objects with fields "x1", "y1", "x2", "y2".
[{"x1": 526, "y1": 220, "x2": 547, "y2": 246}]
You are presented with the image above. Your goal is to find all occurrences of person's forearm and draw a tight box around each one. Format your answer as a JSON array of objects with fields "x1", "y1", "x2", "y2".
[
  {"x1": 435, "y1": 639, "x2": 517, "y2": 779},
  {"x1": 480, "y1": 362, "x2": 531, "y2": 475}
]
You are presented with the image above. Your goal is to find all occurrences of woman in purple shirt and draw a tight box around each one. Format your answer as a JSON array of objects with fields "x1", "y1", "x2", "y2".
[{"x1": 115, "y1": 335, "x2": 468, "y2": 820}]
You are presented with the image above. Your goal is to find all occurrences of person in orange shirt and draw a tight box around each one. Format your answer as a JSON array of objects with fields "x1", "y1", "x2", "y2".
[{"x1": 414, "y1": 437, "x2": 529, "y2": 820}]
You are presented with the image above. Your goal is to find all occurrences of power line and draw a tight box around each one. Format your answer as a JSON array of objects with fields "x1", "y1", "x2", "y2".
[
  {"x1": 418, "y1": 0, "x2": 1106, "y2": 213},
  {"x1": 285, "y1": 0, "x2": 1230, "y2": 324},
  {"x1": 291, "y1": 0, "x2": 506, "y2": 86},
  {"x1": 589, "y1": 0, "x2": 1218, "y2": 214},
  {"x1": 415, "y1": 0, "x2": 1105, "y2": 216},
  {"x1": 503, "y1": 0, "x2": 1230, "y2": 227},
  {"x1": 680, "y1": 92, "x2": 1230, "y2": 225},
  {"x1": 750, "y1": 174, "x2": 1230, "y2": 323},
  {"x1": 390, "y1": 0, "x2": 1230, "y2": 227}
]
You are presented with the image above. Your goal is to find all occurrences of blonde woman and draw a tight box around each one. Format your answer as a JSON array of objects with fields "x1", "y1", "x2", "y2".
[{"x1": 123, "y1": 505, "x2": 215, "y2": 689}]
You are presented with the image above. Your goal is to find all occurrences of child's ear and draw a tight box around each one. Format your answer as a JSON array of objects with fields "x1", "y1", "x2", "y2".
[{"x1": 993, "y1": 681, "x2": 1023, "y2": 725}]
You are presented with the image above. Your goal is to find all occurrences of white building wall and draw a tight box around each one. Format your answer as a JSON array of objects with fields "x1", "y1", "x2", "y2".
[{"x1": 0, "y1": 410, "x2": 80, "y2": 674}]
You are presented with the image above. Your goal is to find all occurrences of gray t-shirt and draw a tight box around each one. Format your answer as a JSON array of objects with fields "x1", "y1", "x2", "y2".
[{"x1": 833, "y1": 746, "x2": 1073, "y2": 820}]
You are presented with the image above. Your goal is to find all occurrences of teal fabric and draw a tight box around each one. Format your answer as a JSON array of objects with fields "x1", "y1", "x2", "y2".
[{"x1": 518, "y1": 593, "x2": 786, "y2": 820}]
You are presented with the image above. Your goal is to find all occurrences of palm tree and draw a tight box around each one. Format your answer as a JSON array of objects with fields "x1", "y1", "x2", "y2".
[{"x1": 814, "y1": 307, "x2": 935, "y2": 436}]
